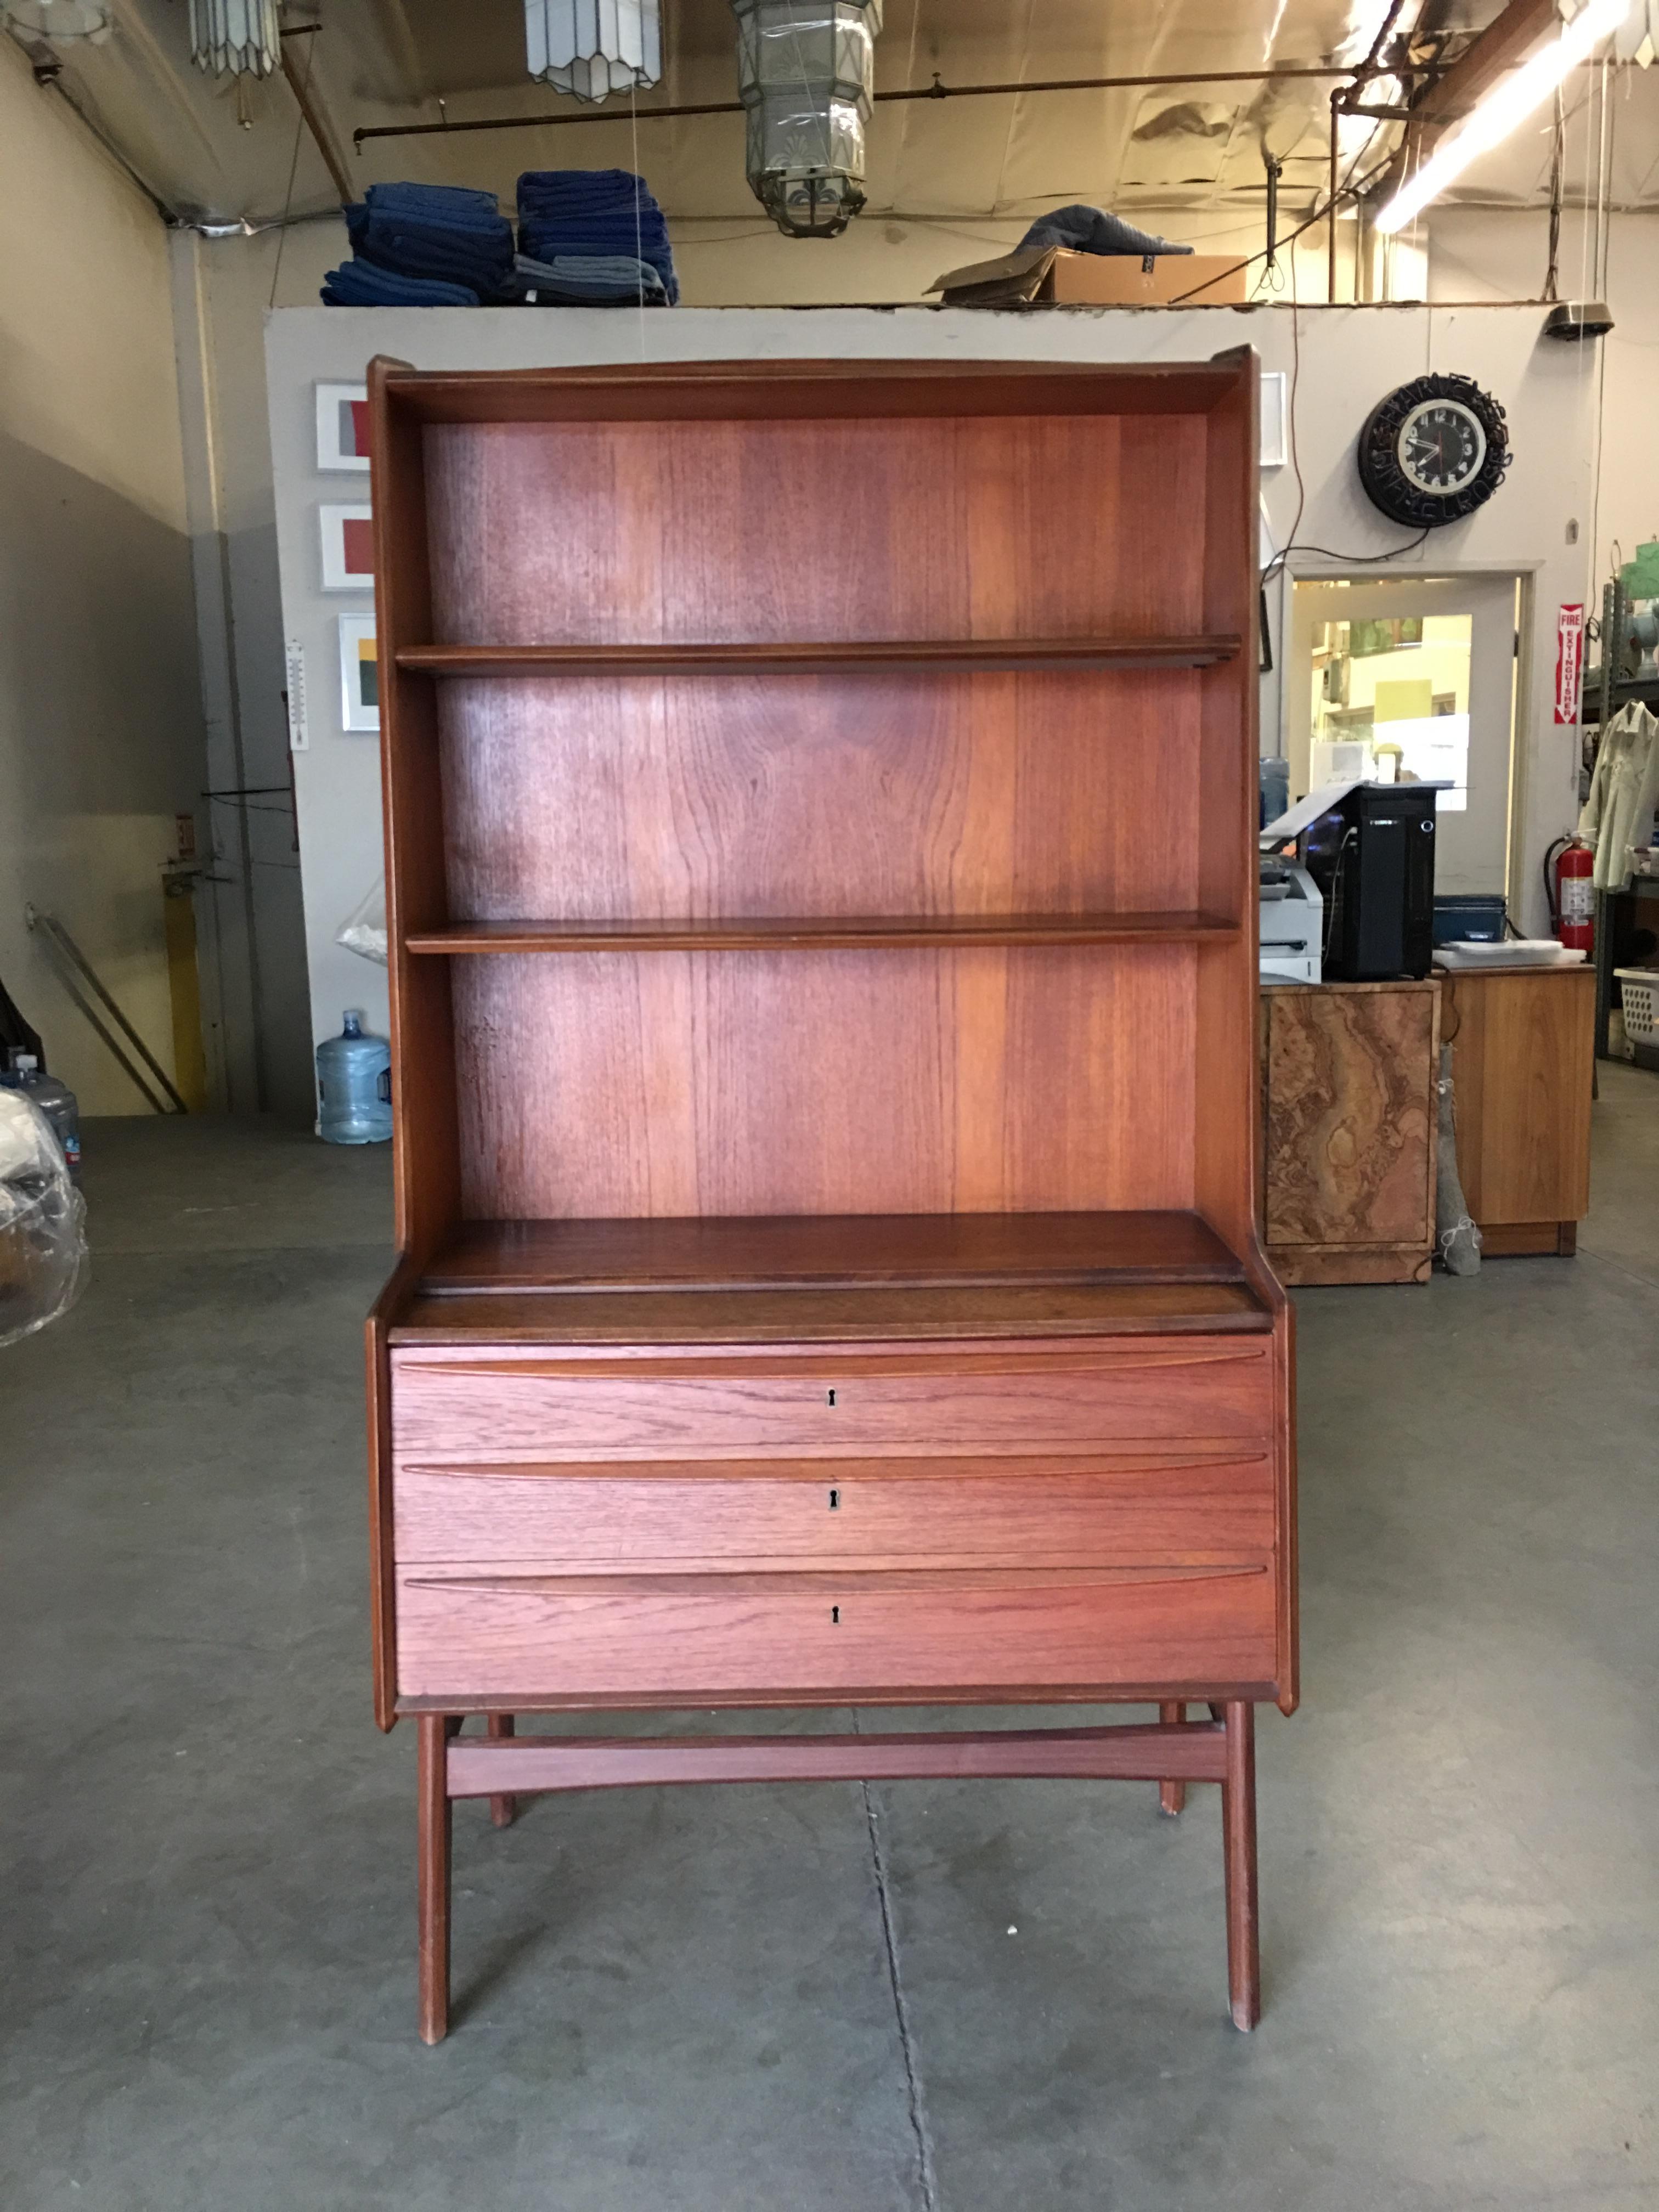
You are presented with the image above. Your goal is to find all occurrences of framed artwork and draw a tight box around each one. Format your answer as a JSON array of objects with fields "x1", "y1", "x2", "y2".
[
  {"x1": 320, "y1": 503, "x2": 374, "y2": 591},
  {"x1": 339, "y1": 613, "x2": 379, "y2": 732},
  {"x1": 1260, "y1": 371, "x2": 1288, "y2": 470},
  {"x1": 317, "y1": 382, "x2": 370, "y2": 472}
]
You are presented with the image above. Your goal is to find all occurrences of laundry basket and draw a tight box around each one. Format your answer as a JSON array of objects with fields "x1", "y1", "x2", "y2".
[{"x1": 1615, "y1": 967, "x2": 1659, "y2": 1053}]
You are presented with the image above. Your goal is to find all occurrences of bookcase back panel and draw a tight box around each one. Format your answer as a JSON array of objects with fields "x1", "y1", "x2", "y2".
[
  {"x1": 450, "y1": 946, "x2": 1197, "y2": 1219},
  {"x1": 423, "y1": 413, "x2": 1208, "y2": 647},
  {"x1": 437, "y1": 669, "x2": 1203, "y2": 923}
]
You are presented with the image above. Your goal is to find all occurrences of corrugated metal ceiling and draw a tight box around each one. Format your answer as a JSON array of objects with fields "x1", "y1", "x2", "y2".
[{"x1": 7, "y1": 0, "x2": 1655, "y2": 232}]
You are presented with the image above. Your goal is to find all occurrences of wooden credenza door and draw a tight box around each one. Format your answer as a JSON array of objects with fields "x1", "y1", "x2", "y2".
[{"x1": 1260, "y1": 980, "x2": 1441, "y2": 1285}]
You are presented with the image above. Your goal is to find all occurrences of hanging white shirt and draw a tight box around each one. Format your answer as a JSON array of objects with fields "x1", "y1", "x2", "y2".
[{"x1": 1579, "y1": 701, "x2": 1659, "y2": 890}]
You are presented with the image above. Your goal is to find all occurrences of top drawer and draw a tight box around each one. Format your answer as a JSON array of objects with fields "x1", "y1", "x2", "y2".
[{"x1": 390, "y1": 1339, "x2": 1273, "y2": 1464}]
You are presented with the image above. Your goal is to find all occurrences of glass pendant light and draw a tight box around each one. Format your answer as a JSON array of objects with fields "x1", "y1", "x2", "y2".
[
  {"x1": 732, "y1": 0, "x2": 882, "y2": 238},
  {"x1": 189, "y1": 0, "x2": 281, "y2": 76},
  {"x1": 0, "y1": 0, "x2": 113, "y2": 42},
  {"x1": 526, "y1": 1, "x2": 663, "y2": 102}
]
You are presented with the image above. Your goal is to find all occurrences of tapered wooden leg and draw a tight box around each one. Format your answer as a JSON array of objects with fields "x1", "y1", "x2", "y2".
[
  {"x1": 1158, "y1": 1702, "x2": 1187, "y2": 1816},
  {"x1": 1220, "y1": 1700, "x2": 1260, "y2": 2032},
  {"x1": 417, "y1": 1714, "x2": 454, "y2": 2045},
  {"x1": 487, "y1": 1713, "x2": 517, "y2": 1828}
]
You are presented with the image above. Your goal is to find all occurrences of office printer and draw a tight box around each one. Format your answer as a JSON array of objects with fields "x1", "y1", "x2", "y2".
[{"x1": 1259, "y1": 862, "x2": 1322, "y2": 985}]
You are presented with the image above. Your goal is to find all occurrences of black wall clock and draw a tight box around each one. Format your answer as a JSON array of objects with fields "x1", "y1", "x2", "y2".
[{"x1": 1356, "y1": 374, "x2": 1511, "y2": 528}]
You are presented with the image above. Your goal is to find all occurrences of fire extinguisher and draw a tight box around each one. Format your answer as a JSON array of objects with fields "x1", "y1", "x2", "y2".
[{"x1": 1545, "y1": 835, "x2": 1595, "y2": 952}]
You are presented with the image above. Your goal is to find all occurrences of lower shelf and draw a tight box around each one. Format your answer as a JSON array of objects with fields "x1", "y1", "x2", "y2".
[
  {"x1": 421, "y1": 1209, "x2": 1247, "y2": 1291},
  {"x1": 394, "y1": 1211, "x2": 1269, "y2": 1344}
]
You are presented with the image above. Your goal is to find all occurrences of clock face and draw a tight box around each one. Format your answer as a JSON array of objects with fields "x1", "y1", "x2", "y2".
[
  {"x1": 1396, "y1": 401, "x2": 1487, "y2": 497},
  {"x1": 1357, "y1": 375, "x2": 1510, "y2": 529}
]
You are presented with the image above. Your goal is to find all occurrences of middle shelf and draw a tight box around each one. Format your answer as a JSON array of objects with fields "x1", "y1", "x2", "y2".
[{"x1": 405, "y1": 912, "x2": 1242, "y2": 955}]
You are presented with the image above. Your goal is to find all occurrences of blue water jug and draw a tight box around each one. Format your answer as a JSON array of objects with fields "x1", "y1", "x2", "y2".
[{"x1": 316, "y1": 1009, "x2": 392, "y2": 1144}]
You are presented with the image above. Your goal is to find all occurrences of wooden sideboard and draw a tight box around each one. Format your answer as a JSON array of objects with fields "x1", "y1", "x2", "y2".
[
  {"x1": 1260, "y1": 980, "x2": 1441, "y2": 1285},
  {"x1": 364, "y1": 351, "x2": 1294, "y2": 2043},
  {"x1": 1440, "y1": 963, "x2": 1595, "y2": 1255}
]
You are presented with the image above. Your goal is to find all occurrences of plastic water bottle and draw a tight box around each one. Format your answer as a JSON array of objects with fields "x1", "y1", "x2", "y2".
[
  {"x1": 1, "y1": 1049, "x2": 81, "y2": 1176},
  {"x1": 315, "y1": 1010, "x2": 392, "y2": 1144}
]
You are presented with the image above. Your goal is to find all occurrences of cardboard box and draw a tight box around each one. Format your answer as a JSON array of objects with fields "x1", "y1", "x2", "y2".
[{"x1": 929, "y1": 244, "x2": 1249, "y2": 309}]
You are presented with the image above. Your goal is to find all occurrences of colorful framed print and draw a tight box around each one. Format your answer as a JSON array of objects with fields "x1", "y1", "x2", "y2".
[
  {"x1": 320, "y1": 503, "x2": 375, "y2": 591},
  {"x1": 317, "y1": 382, "x2": 370, "y2": 472},
  {"x1": 339, "y1": 613, "x2": 379, "y2": 732}
]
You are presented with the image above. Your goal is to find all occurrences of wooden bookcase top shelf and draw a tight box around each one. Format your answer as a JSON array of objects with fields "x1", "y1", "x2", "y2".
[
  {"x1": 405, "y1": 913, "x2": 1242, "y2": 955},
  {"x1": 396, "y1": 638, "x2": 1242, "y2": 679}
]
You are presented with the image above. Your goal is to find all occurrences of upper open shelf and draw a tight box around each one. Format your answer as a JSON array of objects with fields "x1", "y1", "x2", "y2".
[
  {"x1": 405, "y1": 913, "x2": 1242, "y2": 955},
  {"x1": 394, "y1": 637, "x2": 1242, "y2": 680}
]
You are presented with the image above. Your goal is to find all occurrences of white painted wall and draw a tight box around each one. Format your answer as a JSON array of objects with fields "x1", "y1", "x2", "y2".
[
  {"x1": 266, "y1": 297, "x2": 1595, "y2": 1073},
  {"x1": 1431, "y1": 206, "x2": 1659, "y2": 595},
  {"x1": 0, "y1": 40, "x2": 207, "y2": 1115}
]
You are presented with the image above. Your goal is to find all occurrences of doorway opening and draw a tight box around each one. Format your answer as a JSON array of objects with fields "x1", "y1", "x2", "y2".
[{"x1": 1286, "y1": 574, "x2": 1523, "y2": 901}]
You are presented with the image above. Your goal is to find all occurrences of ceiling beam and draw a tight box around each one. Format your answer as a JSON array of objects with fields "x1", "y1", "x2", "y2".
[{"x1": 1376, "y1": 0, "x2": 1561, "y2": 189}]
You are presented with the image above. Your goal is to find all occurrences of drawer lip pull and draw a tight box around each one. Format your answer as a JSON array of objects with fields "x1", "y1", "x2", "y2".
[
  {"x1": 395, "y1": 1446, "x2": 1273, "y2": 1481},
  {"x1": 396, "y1": 1342, "x2": 1269, "y2": 1381},
  {"x1": 402, "y1": 1562, "x2": 1269, "y2": 1596}
]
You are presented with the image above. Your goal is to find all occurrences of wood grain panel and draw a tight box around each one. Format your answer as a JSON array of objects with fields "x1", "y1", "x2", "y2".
[
  {"x1": 1268, "y1": 1242, "x2": 1434, "y2": 1286},
  {"x1": 1442, "y1": 967, "x2": 1594, "y2": 1226},
  {"x1": 393, "y1": 1452, "x2": 1276, "y2": 1568},
  {"x1": 451, "y1": 946, "x2": 1197, "y2": 1220},
  {"x1": 369, "y1": 360, "x2": 460, "y2": 1268},
  {"x1": 391, "y1": 357, "x2": 1240, "y2": 427},
  {"x1": 394, "y1": 1563, "x2": 1278, "y2": 1700},
  {"x1": 1262, "y1": 983, "x2": 1437, "y2": 1248},
  {"x1": 388, "y1": 1339, "x2": 1273, "y2": 1463},
  {"x1": 423, "y1": 413, "x2": 1207, "y2": 647},
  {"x1": 436, "y1": 670, "x2": 1204, "y2": 925}
]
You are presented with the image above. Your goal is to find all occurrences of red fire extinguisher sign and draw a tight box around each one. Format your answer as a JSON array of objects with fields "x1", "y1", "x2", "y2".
[{"x1": 1555, "y1": 603, "x2": 1585, "y2": 725}]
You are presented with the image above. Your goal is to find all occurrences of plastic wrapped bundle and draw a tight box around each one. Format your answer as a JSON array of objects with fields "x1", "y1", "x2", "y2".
[
  {"x1": 0, "y1": 1087, "x2": 88, "y2": 1349},
  {"x1": 336, "y1": 877, "x2": 388, "y2": 967}
]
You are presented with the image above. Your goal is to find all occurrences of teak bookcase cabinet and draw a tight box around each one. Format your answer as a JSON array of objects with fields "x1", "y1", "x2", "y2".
[{"x1": 363, "y1": 351, "x2": 1296, "y2": 2044}]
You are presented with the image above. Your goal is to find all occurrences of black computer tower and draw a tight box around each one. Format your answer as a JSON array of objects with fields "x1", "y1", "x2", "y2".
[{"x1": 1300, "y1": 784, "x2": 1438, "y2": 981}]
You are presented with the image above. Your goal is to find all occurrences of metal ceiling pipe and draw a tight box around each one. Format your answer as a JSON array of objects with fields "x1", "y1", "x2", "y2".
[
  {"x1": 280, "y1": 25, "x2": 353, "y2": 202},
  {"x1": 352, "y1": 61, "x2": 1431, "y2": 148}
]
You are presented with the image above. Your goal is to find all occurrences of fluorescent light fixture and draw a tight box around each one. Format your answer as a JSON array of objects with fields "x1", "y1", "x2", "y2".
[{"x1": 1375, "y1": 0, "x2": 1632, "y2": 234}]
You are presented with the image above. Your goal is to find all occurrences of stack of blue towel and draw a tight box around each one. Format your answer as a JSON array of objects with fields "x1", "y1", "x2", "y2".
[
  {"x1": 516, "y1": 169, "x2": 678, "y2": 304},
  {"x1": 320, "y1": 173, "x2": 680, "y2": 309},
  {"x1": 323, "y1": 182, "x2": 515, "y2": 307}
]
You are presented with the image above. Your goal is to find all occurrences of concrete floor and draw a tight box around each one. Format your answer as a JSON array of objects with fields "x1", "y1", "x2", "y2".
[{"x1": 2, "y1": 1070, "x2": 1657, "y2": 2211}]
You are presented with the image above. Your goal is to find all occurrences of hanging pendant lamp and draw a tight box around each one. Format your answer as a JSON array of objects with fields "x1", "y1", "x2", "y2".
[
  {"x1": 732, "y1": 0, "x2": 883, "y2": 238},
  {"x1": 526, "y1": 1, "x2": 663, "y2": 103},
  {"x1": 189, "y1": 0, "x2": 281, "y2": 77},
  {"x1": 0, "y1": 0, "x2": 113, "y2": 43}
]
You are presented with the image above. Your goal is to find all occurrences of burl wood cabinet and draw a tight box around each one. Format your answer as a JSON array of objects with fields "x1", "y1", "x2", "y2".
[
  {"x1": 1441, "y1": 964, "x2": 1595, "y2": 1255},
  {"x1": 363, "y1": 351, "x2": 1295, "y2": 2042},
  {"x1": 1261, "y1": 980, "x2": 1441, "y2": 1285}
]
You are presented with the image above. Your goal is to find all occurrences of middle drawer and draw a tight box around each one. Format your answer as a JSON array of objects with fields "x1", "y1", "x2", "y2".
[{"x1": 393, "y1": 1452, "x2": 1274, "y2": 1571}]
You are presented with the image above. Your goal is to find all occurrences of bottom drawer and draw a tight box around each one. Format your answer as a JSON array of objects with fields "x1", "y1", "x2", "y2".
[{"x1": 395, "y1": 1564, "x2": 1276, "y2": 1702}]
